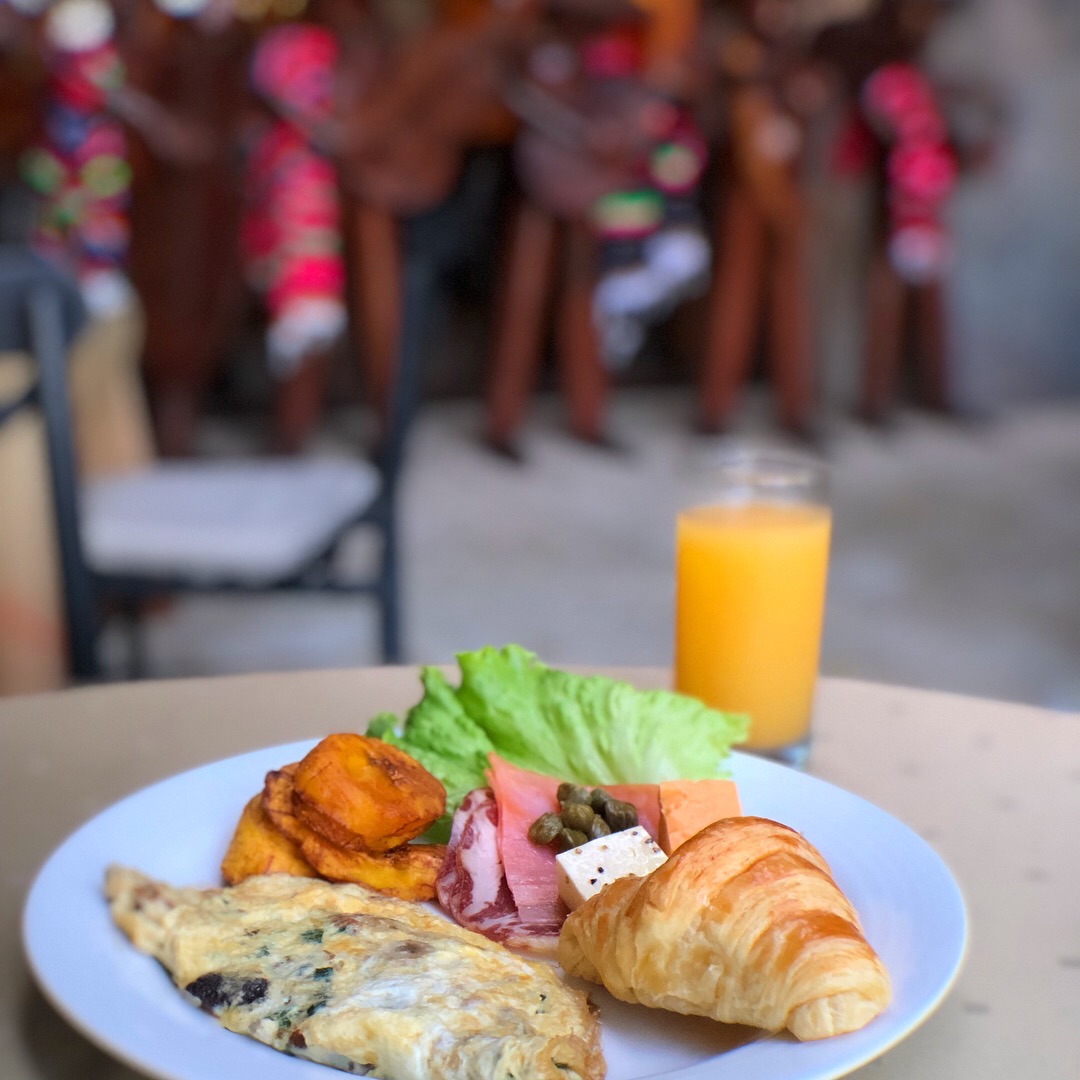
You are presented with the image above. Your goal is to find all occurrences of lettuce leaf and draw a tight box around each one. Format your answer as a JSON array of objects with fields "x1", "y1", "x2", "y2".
[{"x1": 368, "y1": 645, "x2": 748, "y2": 840}]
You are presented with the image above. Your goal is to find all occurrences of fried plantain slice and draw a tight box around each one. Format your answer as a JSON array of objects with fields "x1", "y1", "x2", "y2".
[
  {"x1": 292, "y1": 733, "x2": 446, "y2": 853},
  {"x1": 298, "y1": 829, "x2": 446, "y2": 901},
  {"x1": 221, "y1": 795, "x2": 319, "y2": 886},
  {"x1": 260, "y1": 763, "x2": 309, "y2": 846},
  {"x1": 256, "y1": 757, "x2": 444, "y2": 900}
]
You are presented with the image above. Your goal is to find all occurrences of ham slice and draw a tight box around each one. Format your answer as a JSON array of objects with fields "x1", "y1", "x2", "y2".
[
  {"x1": 485, "y1": 755, "x2": 664, "y2": 929},
  {"x1": 486, "y1": 757, "x2": 565, "y2": 926},
  {"x1": 435, "y1": 787, "x2": 560, "y2": 954}
]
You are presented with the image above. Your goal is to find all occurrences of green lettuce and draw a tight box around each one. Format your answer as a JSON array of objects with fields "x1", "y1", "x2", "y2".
[{"x1": 367, "y1": 645, "x2": 748, "y2": 841}]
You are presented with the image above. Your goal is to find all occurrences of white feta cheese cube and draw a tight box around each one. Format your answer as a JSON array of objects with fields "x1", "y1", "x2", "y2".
[{"x1": 555, "y1": 826, "x2": 668, "y2": 911}]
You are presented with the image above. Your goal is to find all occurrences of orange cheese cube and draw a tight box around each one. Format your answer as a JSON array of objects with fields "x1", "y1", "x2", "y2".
[{"x1": 658, "y1": 779, "x2": 742, "y2": 854}]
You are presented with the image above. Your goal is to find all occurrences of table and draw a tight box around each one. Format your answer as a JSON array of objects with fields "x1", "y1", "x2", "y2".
[{"x1": 2, "y1": 669, "x2": 1078, "y2": 1079}]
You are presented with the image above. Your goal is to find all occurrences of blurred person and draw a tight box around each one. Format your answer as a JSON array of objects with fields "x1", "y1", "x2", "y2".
[
  {"x1": 694, "y1": 0, "x2": 833, "y2": 438},
  {"x1": 241, "y1": 13, "x2": 349, "y2": 452},
  {"x1": 814, "y1": 0, "x2": 999, "y2": 422},
  {"x1": 15, "y1": 0, "x2": 210, "y2": 315},
  {"x1": 118, "y1": 0, "x2": 249, "y2": 457},
  {"x1": 12, "y1": 0, "x2": 210, "y2": 470},
  {"x1": 587, "y1": 3, "x2": 712, "y2": 369},
  {"x1": 505, "y1": 1, "x2": 710, "y2": 373},
  {"x1": 476, "y1": 0, "x2": 712, "y2": 455},
  {"x1": 4, "y1": 0, "x2": 216, "y2": 474},
  {"x1": 242, "y1": 0, "x2": 524, "y2": 450},
  {"x1": 123, "y1": 0, "x2": 383, "y2": 455}
]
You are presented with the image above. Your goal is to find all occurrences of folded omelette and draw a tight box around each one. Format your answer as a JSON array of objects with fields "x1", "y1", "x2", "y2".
[{"x1": 105, "y1": 867, "x2": 603, "y2": 1079}]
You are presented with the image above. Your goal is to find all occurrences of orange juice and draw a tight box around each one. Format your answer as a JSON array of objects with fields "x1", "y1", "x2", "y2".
[{"x1": 674, "y1": 501, "x2": 831, "y2": 752}]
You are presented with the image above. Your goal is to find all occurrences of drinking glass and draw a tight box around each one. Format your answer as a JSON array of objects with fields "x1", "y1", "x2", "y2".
[{"x1": 674, "y1": 448, "x2": 831, "y2": 768}]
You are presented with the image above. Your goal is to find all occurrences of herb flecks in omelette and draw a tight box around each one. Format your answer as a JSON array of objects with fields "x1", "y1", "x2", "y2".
[{"x1": 106, "y1": 867, "x2": 604, "y2": 1080}]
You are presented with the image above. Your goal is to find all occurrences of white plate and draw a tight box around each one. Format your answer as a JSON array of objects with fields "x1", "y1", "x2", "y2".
[{"x1": 23, "y1": 742, "x2": 966, "y2": 1080}]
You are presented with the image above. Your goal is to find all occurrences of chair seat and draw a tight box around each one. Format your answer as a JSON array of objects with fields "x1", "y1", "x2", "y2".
[{"x1": 82, "y1": 458, "x2": 381, "y2": 585}]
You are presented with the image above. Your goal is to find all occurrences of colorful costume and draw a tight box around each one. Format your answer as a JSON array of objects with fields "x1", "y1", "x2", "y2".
[
  {"x1": 580, "y1": 22, "x2": 709, "y2": 368},
  {"x1": 20, "y1": 0, "x2": 134, "y2": 315},
  {"x1": 836, "y1": 61, "x2": 958, "y2": 284},
  {"x1": 241, "y1": 22, "x2": 346, "y2": 377}
]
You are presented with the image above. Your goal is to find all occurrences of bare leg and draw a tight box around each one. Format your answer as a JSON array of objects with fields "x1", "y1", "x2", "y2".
[
  {"x1": 555, "y1": 221, "x2": 611, "y2": 445},
  {"x1": 912, "y1": 280, "x2": 952, "y2": 413},
  {"x1": 858, "y1": 245, "x2": 908, "y2": 425},
  {"x1": 345, "y1": 199, "x2": 401, "y2": 424},
  {"x1": 150, "y1": 385, "x2": 203, "y2": 460},
  {"x1": 768, "y1": 212, "x2": 816, "y2": 435},
  {"x1": 698, "y1": 184, "x2": 768, "y2": 433},
  {"x1": 484, "y1": 198, "x2": 559, "y2": 456},
  {"x1": 129, "y1": 30, "x2": 245, "y2": 459},
  {"x1": 271, "y1": 349, "x2": 332, "y2": 455}
]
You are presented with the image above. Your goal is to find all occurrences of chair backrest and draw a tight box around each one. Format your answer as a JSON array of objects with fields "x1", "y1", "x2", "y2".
[{"x1": 0, "y1": 245, "x2": 100, "y2": 679}]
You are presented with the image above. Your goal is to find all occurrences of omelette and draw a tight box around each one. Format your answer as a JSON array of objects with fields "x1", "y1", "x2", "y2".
[{"x1": 105, "y1": 867, "x2": 604, "y2": 1079}]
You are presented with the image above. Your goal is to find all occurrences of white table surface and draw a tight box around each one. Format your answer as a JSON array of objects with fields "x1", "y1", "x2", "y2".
[{"x1": 2, "y1": 668, "x2": 1077, "y2": 1079}]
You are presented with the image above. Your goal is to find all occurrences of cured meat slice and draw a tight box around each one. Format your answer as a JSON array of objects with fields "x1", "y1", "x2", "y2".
[
  {"x1": 436, "y1": 788, "x2": 560, "y2": 954},
  {"x1": 486, "y1": 756, "x2": 666, "y2": 926},
  {"x1": 486, "y1": 757, "x2": 565, "y2": 926},
  {"x1": 436, "y1": 789, "x2": 512, "y2": 927}
]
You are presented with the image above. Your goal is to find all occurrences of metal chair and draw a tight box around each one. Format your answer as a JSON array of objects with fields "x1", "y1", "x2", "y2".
[
  {"x1": 0, "y1": 232, "x2": 439, "y2": 681},
  {"x1": 0, "y1": 246, "x2": 96, "y2": 678}
]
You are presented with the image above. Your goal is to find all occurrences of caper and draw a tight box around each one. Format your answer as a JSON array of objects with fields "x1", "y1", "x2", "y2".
[
  {"x1": 560, "y1": 802, "x2": 596, "y2": 832},
  {"x1": 589, "y1": 788, "x2": 613, "y2": 812},
  {"x1": 528, "y1": 812, "x2": 563, "y2": 846},
  {"x1": 587, "y1": 816, "x2": 612, "y2": 841},
  {"x1": 557, "y1": 782, "x2": 591, "y2": 805},
  {"x1": 556, "y1": 828, "x2": 589, "y2": 852},
  {"x1": 603, "y1": 799, "x2": 638, "y2": 832}
]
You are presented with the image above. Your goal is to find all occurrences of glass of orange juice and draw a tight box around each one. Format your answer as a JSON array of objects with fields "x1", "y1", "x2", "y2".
[{"x1": 674, "y1": 449, "x2": 830, "y2": 768}]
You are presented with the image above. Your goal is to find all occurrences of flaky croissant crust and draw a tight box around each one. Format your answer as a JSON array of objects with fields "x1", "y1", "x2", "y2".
[{"x1": 557, "y1": 816, "x2": 891, "y2": 1040}]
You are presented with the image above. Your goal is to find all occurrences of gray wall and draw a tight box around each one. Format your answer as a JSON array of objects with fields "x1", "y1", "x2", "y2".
[{"x1": 937, "y1": 0, "x2": 1080, "y2": 408}]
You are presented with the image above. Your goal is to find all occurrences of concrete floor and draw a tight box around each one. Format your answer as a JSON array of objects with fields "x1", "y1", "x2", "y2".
[{"x1": 123, "y1": 388, "x2": 1080, "y2": 713}]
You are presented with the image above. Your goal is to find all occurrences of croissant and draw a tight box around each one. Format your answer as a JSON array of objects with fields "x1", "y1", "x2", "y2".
[{"x1": 557, "y1": 816, "x2": 891, "y2": 1040}]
